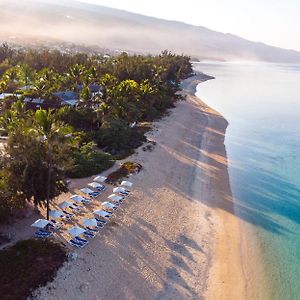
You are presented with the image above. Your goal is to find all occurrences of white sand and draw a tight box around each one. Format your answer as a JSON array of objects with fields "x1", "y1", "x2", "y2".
[{"x1": 28, "y1": 75, "x2": 245, "y2": 300}]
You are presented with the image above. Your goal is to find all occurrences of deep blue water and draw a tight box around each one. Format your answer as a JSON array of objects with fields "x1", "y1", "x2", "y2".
[{"x1": 195, "y1": 62, "x2": 300, "y2": 300}]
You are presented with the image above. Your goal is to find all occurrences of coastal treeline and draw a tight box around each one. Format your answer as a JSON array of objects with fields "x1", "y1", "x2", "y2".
[{"x1": 0, "y1": 44, "x2": 193, "y2": 221}]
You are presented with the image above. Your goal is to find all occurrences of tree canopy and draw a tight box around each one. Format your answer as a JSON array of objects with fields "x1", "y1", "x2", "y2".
[{"x1": 0, "y1": 44, "x2": 193, "y2": 222}]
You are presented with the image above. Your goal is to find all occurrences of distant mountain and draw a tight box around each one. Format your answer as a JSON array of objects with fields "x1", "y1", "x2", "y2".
[{"x1": 1, "y1": 0, "x2": 300, "y2": 63}]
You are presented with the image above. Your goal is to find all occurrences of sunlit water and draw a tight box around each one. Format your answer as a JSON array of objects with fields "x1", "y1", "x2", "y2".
[{"x1": 195, "y1": 62, "x2": 300, "y2": 300}]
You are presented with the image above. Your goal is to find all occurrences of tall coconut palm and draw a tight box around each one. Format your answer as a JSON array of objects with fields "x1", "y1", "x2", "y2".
[
  {"x1": 66, "y1": 64, "x2": 86, "y2": 90},
  {"x1": 83, "y1": 66, "x2": 98, "y2": 86},
  {"x1": 17, "y1": 64, "x2": 35, "y2": 87},
  {"x1": 33, "y1": 109, "x2": 74, "y2": 219},
  {"x1": 2, "y1": 67, "x2": 19, "y2": 92},
  {"x1": 33, "y1": 68, "x2": 60, "y2": 98},
  {"x1": 4, "y1": 108, "x2": 74, "y2": 219}
]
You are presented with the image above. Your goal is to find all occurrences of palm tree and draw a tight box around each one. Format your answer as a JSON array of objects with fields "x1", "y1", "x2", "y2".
[
  {"x1": 33, "y1": 109, "x2": 74, "y2": 219},
  {"x1": 2, "y1": 67, "x2": 19, "y2": 92},
  {"x1": 33, "y1": 68, "x2": 60, "y2": 98},
  {"x1": 4, "y1": 108, "x2": 75, "y2": 218},
  {"x1": 83, "y1": 66, "x2": 98, "y2": 86},
  {"x1": 79, "y1": 86, "x2": 92, "y2": 109},
  {"x1": 66, "y1": 64, "x2": 86, "y2": 90},
  {"x1": 17, "y1": 64, "x2": 35, "y2": 87},
  {"x1": 2, "y1": 67, "x2": 18, "y2": 83},
  {"x1": 0, "y1": 100, "x2": 29, "y2": 130}
]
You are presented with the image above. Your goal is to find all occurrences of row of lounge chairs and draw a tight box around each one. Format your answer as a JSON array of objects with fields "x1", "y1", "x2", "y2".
[
  {"x1": 67, "y1": 179, "x2": 110, "y2": 248},
  {"x1": 34, "y1": 228, "x2": 53, "y2": 238},
  {"x1": 68, "y1": 218, "x2": 109, "y2": 248},
  {"x1": 33, "y1": 176, "x2": 132, "y2": 249}
]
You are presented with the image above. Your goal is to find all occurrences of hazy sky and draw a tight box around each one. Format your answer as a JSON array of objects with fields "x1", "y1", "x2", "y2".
[{"x1": 77, "y1": 0, "x2": 300, "y2": 51}]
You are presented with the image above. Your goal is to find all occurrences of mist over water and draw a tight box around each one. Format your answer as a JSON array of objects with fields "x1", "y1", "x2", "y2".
[{"x1": 195, "y1": 62, "x2": 300, "y2": 300}]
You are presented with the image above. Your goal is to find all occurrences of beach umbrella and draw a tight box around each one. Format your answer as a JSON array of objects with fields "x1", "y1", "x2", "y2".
[
  {"x1": 68, "y1": 226, "x2": 85, "y2": 237},
  {"x1": 113, "y1": 187, "x2": 126, "y2": 193},
  {"x1": 80, "y1": 187, "x2": 95, "y2": 195},
  {"x1": 31, "y1": 219, "x2": 51, "y2": 229},
  {"x1": 102, "y1": 201, "x2": 116, "y2": 210},
  {"x1": 82, "y1": 218, "x2": 98, "y2": 227},
  {"x1": 93, "y1": 210, "x2": 111, "y2": 218},
  {"x1": 108, "y1": 194, "x2": 123, "y2": 202},
  {"x1": 49, "y1": 210, "x2": 64, "y2": 219},
  {"x1": 121, "y1": 180, "x2": 133, "y2": 187},
  {"x1": 88, "y1": 182, "x2": 102, "y2": 189},
  {"x1": 94, "y1": 175, "x2": 107, "y2": 183},
  {"x1": 59, "y1": 201, "x2": 73, "y2": 209},
  {"x1": 70, "y1": 195, "x2": 86, "y2": 203}
]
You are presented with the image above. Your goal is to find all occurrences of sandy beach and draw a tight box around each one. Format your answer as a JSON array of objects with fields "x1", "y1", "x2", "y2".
[{"x1": 24, "y1": 74, "x2": 247, "y2": 300}]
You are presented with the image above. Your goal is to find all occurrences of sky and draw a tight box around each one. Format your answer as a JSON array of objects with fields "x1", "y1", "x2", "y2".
[{"x1": 77, "y1": 0, "x2": 300, "y2": 51}]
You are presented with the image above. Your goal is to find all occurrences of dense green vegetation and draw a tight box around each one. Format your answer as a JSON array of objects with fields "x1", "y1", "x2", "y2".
[
  {"x1": 0, "y1": 239, "x2": 67, "y2": 300},
  {"x1": 68, "y1": 142, "x2": 114, "y2": 178},
  {"x1": 106, "y1": 161, "x2": 143, "y2": 184},
  {"x1": 0, "y1": 43, "x2": 193, "y2": 222}
]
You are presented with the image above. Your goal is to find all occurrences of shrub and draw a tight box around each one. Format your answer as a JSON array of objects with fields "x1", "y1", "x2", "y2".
[
  {"x1": 94, "y1": 118, "x2": 147, "y2": 154},
  {"x1": 106, "y1": 161, "x2": 142, "y2": 184},
  {"x1": 0, "y1": 169, "x2": 27, "y2": 224},
  {"x1": 68, "y1": 142, "x2": 115, "y2": 178}
]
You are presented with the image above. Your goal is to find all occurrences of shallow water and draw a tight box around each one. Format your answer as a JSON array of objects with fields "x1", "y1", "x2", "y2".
[{"x1": 195, "y1": 62, "x2": 300, "y2": 300}]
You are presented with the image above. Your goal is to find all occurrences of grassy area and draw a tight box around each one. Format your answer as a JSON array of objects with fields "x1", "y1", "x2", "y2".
[
  {"x1": 0, "y1": 239, "x2": 67, "y2": 300},
  {"x1": 106, "y1": 161, "x2": 142, "y2": 184}
]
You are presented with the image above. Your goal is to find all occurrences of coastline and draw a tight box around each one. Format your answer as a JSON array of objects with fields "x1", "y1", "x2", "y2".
[
  {"x1": 182, "y1": 75, "x2": 247, "y2": 300},
  {"x1": 193, "y1": 74, "x2": 270, "y2": 300},
  {"x1": 32, "y1": 74, "x2": 246, "y2": 300}
]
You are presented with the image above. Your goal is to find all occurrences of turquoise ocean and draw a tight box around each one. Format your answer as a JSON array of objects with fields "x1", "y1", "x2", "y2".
[{"x1": 195, "y1": 62, "x2": 300, "y2": 300}]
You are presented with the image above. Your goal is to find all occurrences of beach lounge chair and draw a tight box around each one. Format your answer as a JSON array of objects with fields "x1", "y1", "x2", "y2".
[
  {"x1": 69, "y1": 206, "x2": 81, "y2": 213},
  {"x1": 72, "y1": 203, "x2": 84, "y2": 209},
  {"x1": 70, "y1": 194, "x2": 92, "y2": 204},
  {"x1": 82, "y1": 198, "x2": 91, "y2": 204},
  {"x1": 63, "y1": 210, "x2": 74, "y2": 217},
  {"x1": 94, "y1": 210, "x2": 112, "y2": 219},
  {"x1": 96, "y1": 222, "x2": 105, "y2": 228},
  {"x1": 113, "y1": 187, "x2": 130, "y2": 196},
  {"x1": 46, "y1": 223, "x2": 60, "y2": 231},
  {"x1": 75, "y1": 236, "x2": 89, "y2": 244},
  {"x1": 34, "y1": 231, "x2": 52, "y2": 238},
  {"x1": 102, "y1": 201, "x2": 118, "y2": 211},
  {"x1": 84, "y1": 231, "x2": 95, "y2": 238},
  {"x1": 108, "y1": 194, "x2": 124, "y2": 203},
  {"x1": 94, "y1": 175, "x2": 107, "y2": 183},
  {"x1": 88, "y1": 182, "x2": 106, "y2": 191},
  {"x1": 80, "y1": 188, "x2": 100, "y2": 198},
  {"x1": 121, "y1": 180, "x2": 133, "y2": 188},
  {"x1": 35, "y1": 231, "x2": 46, "y2": 237},
  {"x1": 50, "y1": 219, "x2": 63, "y2": 228},
  {"x1": 39, "y1": 229, "x2": 52, "y2": 234},
  {"x1": 119, "y1": 191, "x2": 129, "y2": 196},
  {"x1": 69, "y1": 239, "x2": 85, "y2": 248},
  {"x1": 79, "y1": 197, "x2": 92, "y2": 205},
  {"x1": 95, "y1": 217, "x2": 108, "y2": 224},
  {"x1": 86, "y1": 226, "x2": 99, "y2": 232}
]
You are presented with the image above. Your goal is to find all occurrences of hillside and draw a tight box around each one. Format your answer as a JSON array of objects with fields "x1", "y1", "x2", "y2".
[{"x1": 1, "y1": 0, "x2": 300, "y2": 62}]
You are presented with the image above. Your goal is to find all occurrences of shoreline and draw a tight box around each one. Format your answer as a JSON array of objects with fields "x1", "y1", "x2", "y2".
[
  {"x1": 182, "y1": 75, "x2": 247, "y2": 300},
  {"x1": 31, "y1": 74, "x2": 247, "y2": 299},
  {"x1": 193, "y1": 74, "x2": 270, "y2": 300}
]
